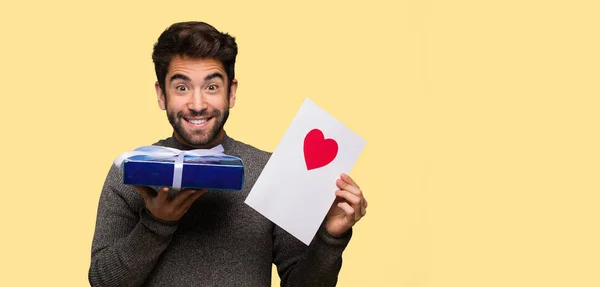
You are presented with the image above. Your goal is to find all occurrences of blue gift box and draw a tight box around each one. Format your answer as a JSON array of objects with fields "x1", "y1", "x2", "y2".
[{"x1": 120, "y1": 153, "x2": 244, "y2": 191}]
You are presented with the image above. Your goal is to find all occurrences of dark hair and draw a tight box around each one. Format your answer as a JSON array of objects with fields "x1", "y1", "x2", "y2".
[{"x1": 152, "y1": 21, "x2": 238, "y2": 94}]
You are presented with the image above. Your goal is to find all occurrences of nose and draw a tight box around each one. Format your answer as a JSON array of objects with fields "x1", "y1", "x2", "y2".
[{"x1": 188, "y1": 89, "x2": 207, "y2": 112}]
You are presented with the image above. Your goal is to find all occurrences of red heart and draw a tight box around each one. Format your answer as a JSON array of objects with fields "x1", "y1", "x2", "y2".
[{"x1": 303, "y1": 129, "x2": 338, "y2": 170}]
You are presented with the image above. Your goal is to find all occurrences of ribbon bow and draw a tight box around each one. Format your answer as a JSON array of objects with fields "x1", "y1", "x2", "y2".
[{"x1": 114, "y1": 145, "x2": 225, "y2": 190}]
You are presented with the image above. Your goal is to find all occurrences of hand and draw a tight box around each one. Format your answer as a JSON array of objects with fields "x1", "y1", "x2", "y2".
[
  {"x1": 325, "y1": 173, "x2": 368, "y2": 236},
  {"x1": 135, "y1": 186, "x2": 207, "y2": 222}
]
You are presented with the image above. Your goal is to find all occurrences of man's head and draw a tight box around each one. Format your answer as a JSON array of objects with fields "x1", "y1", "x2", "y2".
[{"x1": 152, "y1": 21, "x2": 238, "y2": 148}]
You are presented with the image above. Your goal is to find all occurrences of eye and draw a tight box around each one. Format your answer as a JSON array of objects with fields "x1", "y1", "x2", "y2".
[
  {"x1": 207, "y1": 84, "x2": 219, "y2": 92},
  {"x1": 176, "y1": 85, "x2": 188, "y2": 92}
]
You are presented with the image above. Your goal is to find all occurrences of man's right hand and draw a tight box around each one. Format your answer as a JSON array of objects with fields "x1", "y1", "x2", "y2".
[{"x1": 135, "y1": 186, "x2": 207, "y2": 222}]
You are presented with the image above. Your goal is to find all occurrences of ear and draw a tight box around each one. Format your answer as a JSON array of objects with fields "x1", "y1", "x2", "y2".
[
  {"x1": 228, "y1": 79, "x2": 238, "y2": 109},
  {"x1": 155, "y1": 81, "x2": 166, "y2": 110}
]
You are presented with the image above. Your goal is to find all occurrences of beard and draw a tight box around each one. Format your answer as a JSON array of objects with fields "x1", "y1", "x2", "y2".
[{"x1": 167, "y1": 107, "x2": 229, "y2": 146}]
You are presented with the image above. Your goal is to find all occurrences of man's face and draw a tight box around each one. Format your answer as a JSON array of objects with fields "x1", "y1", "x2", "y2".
[{"x1": 156, "y1": 56, "x2": 237, "y2": 147}]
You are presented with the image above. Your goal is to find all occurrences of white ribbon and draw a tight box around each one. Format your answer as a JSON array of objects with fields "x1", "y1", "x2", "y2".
[{"x1": 114, "y1": 144, "x2": 225, "y2": 190}]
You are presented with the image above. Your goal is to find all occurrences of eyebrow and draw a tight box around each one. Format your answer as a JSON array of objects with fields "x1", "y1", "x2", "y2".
[
  {"x1": 204, "y1": 72, "x2": 225, "y2": 82},
  {"x1": 168, "y1": 72, "x2": 225, "y2": 84},
  {"x1": 169, "y1": 73, "x2": 191, "y2": 83}
]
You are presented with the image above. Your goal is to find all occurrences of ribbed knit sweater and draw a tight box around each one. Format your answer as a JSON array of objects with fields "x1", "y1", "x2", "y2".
[{"x1": 88, "y1": 132, "x2": 352, "y2": 286}]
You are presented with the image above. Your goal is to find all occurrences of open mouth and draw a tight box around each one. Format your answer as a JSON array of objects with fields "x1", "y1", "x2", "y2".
[{"x1": 185, "y1": 117, "x2": 213, "y2": 127}]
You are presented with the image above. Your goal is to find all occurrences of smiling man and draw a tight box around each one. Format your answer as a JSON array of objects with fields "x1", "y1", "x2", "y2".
[
  {"x1": 88, "y1": 21, "x2": 368, "y2": 287},
  {"x1": 159, "y1": 56, "x2": 234, "y2": 148}
]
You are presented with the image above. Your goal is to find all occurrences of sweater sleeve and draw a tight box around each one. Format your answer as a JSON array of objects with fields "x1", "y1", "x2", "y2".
[
  {"x1": 273, "y1": 220, "x2": 352, "y2": 287},
  {"x1": 88, "y1": 164, "x2": 179, "y2": 287}
]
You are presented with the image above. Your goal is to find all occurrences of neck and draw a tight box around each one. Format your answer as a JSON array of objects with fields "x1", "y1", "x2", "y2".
[{"x1": 173, "y1": 129, "x2": 226, "y2": 149}]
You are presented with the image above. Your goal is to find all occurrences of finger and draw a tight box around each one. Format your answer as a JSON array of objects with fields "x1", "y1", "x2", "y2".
[
  {"x1": 170, "y1": 188, "x2": 198, "y2": 206},
  {"x1": 156, "y1": 187, "x2": 170, "y2": 203},
  {"x1": 340, "y1": 173, "x2": 360, "y2": 189},
  {"x1": 360, "y1": 202, "x2": 367, "y2": 217},
  {"x1": 335, "y1": 189, "x2": 361, "y2": 207},
  {"x1": 178, "y1": 189, "x2": 207, "y2": 210},
  {"x1": 336, "y1": 189, "x2": 365, "y2": 221},
  {"x1": 337, "y1": 202, "x2": 355, "y2": 219},
  {"x1": 336, "y1": 179, "x2": 363, "y2": 198},
  {"x1": 353, "y1": 200, "x2": 364, "y2": 221}
]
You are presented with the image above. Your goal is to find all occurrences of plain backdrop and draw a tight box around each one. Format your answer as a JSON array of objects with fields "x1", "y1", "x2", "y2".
[{"x1": 1, "y1": 1, "x2": 599, "y2": 286}]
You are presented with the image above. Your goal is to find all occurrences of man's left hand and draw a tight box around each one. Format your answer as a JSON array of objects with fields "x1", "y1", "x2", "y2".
[{"x1": 325, "y1": 173, "x2": 368, "y2": 236}]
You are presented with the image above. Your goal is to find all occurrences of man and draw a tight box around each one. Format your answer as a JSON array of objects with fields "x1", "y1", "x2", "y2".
[{"x1": 89, "y1": 21, "x2": 368, "y2": 287}]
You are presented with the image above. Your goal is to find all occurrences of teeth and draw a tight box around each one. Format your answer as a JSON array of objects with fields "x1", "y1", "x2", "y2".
[{"x1": 188, "y1": 119, "x2": 208, "y2": 125}]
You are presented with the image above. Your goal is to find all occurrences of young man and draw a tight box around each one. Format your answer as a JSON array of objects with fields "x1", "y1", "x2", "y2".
[{"x1": 88, "y1": 21, "x2": 368, "y2": 287}]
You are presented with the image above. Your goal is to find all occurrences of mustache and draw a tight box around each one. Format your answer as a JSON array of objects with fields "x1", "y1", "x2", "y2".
[{"x1": 177, "y1": 109, "x2": 221, "y2": 118}]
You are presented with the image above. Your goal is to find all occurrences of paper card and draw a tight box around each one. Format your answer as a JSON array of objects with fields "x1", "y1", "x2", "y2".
[{"x1": 244, "y1": 98, "x2": 366, "y2": 245}]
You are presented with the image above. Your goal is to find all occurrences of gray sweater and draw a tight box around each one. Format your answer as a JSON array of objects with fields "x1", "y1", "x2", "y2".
[{"x1": 88, "y1": 132, "x2": 352, "y2": 286}]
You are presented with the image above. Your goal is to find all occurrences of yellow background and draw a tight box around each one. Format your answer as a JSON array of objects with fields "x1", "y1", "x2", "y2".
[{"x1": 1, "y1": 0, "x2": 599, "y2": 286}]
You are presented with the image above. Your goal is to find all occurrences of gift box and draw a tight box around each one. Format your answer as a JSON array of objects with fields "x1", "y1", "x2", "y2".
[{"x1": 114, "y1": 145, "x2": 244, "y2": 191}]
